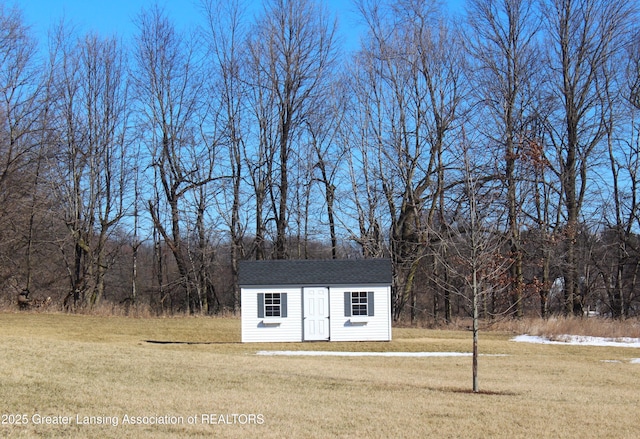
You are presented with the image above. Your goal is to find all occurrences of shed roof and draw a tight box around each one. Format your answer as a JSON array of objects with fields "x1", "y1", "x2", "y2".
[{"x1": 238, "y1": 259, "x2": 392, "y2": 286}]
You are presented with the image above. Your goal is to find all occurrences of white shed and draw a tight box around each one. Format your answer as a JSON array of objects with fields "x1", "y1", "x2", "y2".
[{"x1": 239, "y1": 259, "x2": 392, "y2": 342}]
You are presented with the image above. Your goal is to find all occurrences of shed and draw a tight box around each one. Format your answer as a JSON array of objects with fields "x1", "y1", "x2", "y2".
[{"x1": 239, "y1": 259, "x2": 392, "y2": 342}]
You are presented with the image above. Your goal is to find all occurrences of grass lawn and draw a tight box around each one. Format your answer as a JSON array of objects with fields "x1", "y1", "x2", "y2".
[{"x1": 1, "y1": 313, "x2": 639, "y2": 438}]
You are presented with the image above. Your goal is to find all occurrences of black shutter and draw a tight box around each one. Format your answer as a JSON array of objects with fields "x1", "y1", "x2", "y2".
[
  {"x1": 368, "y1": 291, "x2": 375, "y2": 316},
  {"x1": 257, "y1": 293, "x2": 264, "y2": 318},
  {"x1": 344, "y1": 292, "x2": 351, "y2": 317},
  {"x1": 281, "y1": 293, "x2": 287, "y2": 317}
]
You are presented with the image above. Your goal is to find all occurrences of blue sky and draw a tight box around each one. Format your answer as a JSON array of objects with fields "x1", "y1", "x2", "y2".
[
  {"x1": 16, "y1": 0, "x2": 368, "y2": 49},
  {"x1": 16, "y1": 0, "x2": 465, "y2": 53}
]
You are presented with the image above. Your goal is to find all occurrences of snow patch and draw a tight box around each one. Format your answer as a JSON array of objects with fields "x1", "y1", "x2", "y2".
[{"x1": 512, "y1": 334, "x2": 640, "y2": 348}]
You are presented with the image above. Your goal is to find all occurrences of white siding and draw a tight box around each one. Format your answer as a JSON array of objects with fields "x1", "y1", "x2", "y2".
[
  {"x1": 241, "y1": 287, "x2": 302, "y2": 342},
  {"x1": 329, "y1": 286, "x2": 392, "y2": 342}
]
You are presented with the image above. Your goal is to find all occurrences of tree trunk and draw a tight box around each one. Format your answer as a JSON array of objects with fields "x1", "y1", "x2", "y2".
[{"x1": 472, "y1": 265, "x2": 479, "y2": 393}]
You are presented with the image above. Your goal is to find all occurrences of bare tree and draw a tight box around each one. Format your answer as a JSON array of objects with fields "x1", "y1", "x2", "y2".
[
  {"x1": 202, "y1": 0, "x2": 248, "y2": 312},
  {"x1": 342, "y1": 59, "x2": 387, "y2": 260},
  {"x1": 0, "y1": 5, "x2": 40, "y2": 193},
  {"x1": 594, "y1": 33, "x2": 640, "y2": 318},
  {"x1": 466, "y1": 0, "x2": 542, "y2": 317},
  {"x1": 353, "y1": 0, "x2": 464, "y2": 322},
  {"x1": 542, "y1": 0, "x2": 635, "y2": 315},
  {"x1": 433, "y1": 136, "x2": 510, "y2": 392},
  {"x1": 246, "y1": 0, "x2": 337, "y2": 259},
  {"x1": 0, "y1": 5, "x2": 45, "y2": 297},
  {"x1": 133, "y1": 5, "x2": 216, "y2": 313},
  {"x1": 305, "y1": 80, "x2": 347, "y2": 259},
  {"x1": 80, "y1": 33, "x2": 130, "y2": 306},
  {"x1": 525, "y1": 125, "x2": 562, "y2": 318},
  {"x1": 48, "y1": 24, "x2": 130, "y2": 309}
]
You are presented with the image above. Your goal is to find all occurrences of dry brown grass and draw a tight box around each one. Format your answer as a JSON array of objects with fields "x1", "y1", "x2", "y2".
[
  {"x1": 486, "y1": 316, "x2": 640, "y2": 339},
  {"x1": 1, "y1": 313, "x2": 639, "y2": 438}
]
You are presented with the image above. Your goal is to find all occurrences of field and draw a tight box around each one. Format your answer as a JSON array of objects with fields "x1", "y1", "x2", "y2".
[{"x1": 1, "y1": 313, "x2": 639, "y2": 438}]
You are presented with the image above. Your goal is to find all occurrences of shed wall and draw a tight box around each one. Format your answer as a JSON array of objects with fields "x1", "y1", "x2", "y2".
[
  {"x1": 329, "y1": 286, "x2": 392, "y2": 341},
  {"x1": 241, "y1": 287, "x2": 302, "y2": 342},
  {"x1": 241, "y1": 284, "x2": 392, "y2": 342}
]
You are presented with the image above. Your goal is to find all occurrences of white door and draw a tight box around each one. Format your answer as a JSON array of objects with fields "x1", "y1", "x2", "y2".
[{"x1": 303, "y1": 287, "x2": 329, "y2": 341}]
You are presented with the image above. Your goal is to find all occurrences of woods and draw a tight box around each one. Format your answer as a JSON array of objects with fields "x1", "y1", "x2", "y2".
[{"x1": 1, "y1": 0, "x2": 639, "y2": 321}]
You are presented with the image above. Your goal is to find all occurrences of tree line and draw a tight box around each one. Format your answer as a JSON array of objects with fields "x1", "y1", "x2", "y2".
[{"x1": 1, "y1": 0, "x2": 639, "y2": 322}]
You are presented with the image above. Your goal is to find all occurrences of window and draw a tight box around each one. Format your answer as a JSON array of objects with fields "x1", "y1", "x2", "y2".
[
  {"x1": 351, "y1": 292, "x2": 368, "y2": 316},
  {"x1": 257, "y1": 293, "x2": 287, "y2": 318},
  {"x1": 344, "y1": 291, "x2": 374, "y2": 317},
  {"x1": 265, "y1": 293, "x2": 281, "y2": 317}
]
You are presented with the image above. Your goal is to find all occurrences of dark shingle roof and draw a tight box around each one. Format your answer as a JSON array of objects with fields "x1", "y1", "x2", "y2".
[{"x1": 238, "y1": 259, "x2": 392, "y2": 286}]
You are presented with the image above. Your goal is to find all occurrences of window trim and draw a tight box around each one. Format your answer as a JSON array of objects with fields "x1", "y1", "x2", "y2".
[
  {"x1": 344, "y1": 291, "x2": 375, "y2": 317},
  {"x1": 352, "y1": 291, "x2": 368, "y2": 316},
  {"x1": 264, "y1": 292, "x2": 281, "y2": 317},
  {"x1": 257, "y1": 292, "x2": 288, "y2": 319}
]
